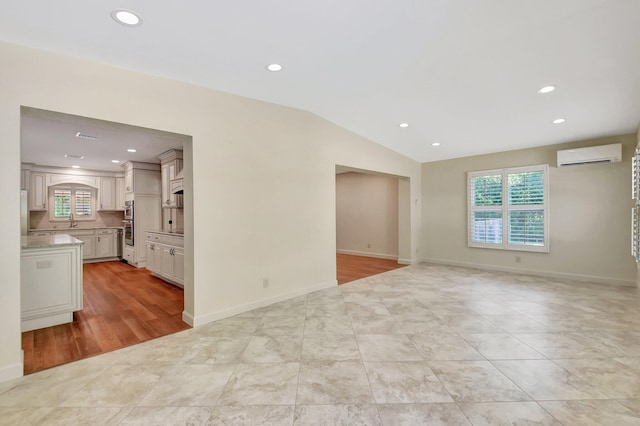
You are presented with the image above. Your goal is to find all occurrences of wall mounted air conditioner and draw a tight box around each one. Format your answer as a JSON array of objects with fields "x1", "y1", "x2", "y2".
[{"x1": 557, "y1": 143, "x2": 622, "y2": 167}]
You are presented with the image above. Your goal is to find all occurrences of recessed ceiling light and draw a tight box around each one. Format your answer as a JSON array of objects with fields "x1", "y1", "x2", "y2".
[
  {"x1": 111, "y1": 9, "x2": 142, "y2": 27},
  {"x1": 538, "y1": 85, "x2": 556, "y2": 94},
  {"x1": 266, "y1": 64, "x2": 282, "y2": 72},
  {"x1": 431, "y1": 142, "x2": 441, "y2": 146},
  {"x1": 553, "y1": 118, "x2": 566, "y2": 124},
  {"x1": 127, "y1": 148, "x2": 137, "y2": 153},
  {"x1": 71, "y1": 165, "x2": 80, "y2": 169},
  {"x1": 111, "y1": 160, "x2": 120, "y2": 163},
  {"x1": 399, "y1": 123, "x2": 409, "y2": 128}
]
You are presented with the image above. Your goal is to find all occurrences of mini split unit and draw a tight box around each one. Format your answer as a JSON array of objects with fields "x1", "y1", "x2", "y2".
[{"x1": 557, "y1": 143, "x2": 622, "y2": 167}]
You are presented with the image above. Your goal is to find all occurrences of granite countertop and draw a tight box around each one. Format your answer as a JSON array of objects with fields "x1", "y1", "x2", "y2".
[
  {"x1": 145, "y1": 229, "x2": 184, "y2": 236},
  {"x1": 22, "y1": 234, "x2": 85, "y2": 249},
  {"x1": 29, "y1": 226, "x2": 124, "y2": 232}
]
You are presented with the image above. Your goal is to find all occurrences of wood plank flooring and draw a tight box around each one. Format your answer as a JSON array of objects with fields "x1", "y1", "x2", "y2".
[
  {"x1": 336, "y1": 253, "x2": 407, "y2": 285},
  {"x1": 22, "y1": 261, "x2": 190, "y2": 375}
]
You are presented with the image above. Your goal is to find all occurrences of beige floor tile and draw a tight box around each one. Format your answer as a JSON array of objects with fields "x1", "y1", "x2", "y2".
[
  {"x1": 301, "y1": 334, "x2": 361, "y2": 361},
  {"x1": 240, "y1": 335, "x2": 302, "y2": 363},
  {"x1": 429, "y1": 360, "x2": 529, "y2": 403},
  {"x1": 35, "y1": 407, "x2": 133, "y2": 426},
  {"x1": 493, "y1": 359, "x2": 609, "y2": 400},
  {"x1": 303, "y1": 314, "x2": 354, "y2": 334},
  {"x1": 458, "y1": 401, "x2": 561, "y2": 425},
  {"x1": 217, "y1": 362, "x2": 299, "y2": 406},
  {"x1": 293, "y1": 404, "x2": 381, "y2": 426},
  {"x1": 120, "y1": 407, "x2": 214, "y2": 425},
  {"x1": 210, "y1": 405, "x2": 295, "y2": 425},
  {"x1": 376, "y1": 403, "x2": 471, "y2": 425},
  {"x1": 409, "y1": 333, "x2": 484, "y2": 361},
  {"x1": 356, "y1": 334, "x2": 423, "y2": 362},
  {"x1": 296, "y1": 361, "x2": 374, "y2": 404},
  {"x1": 0, "y1": 407, "x2": 53, "y2": 426},
  {"x1": 540, "y1": 400, "x2": 640, "y2": 426},
  {"x1": 255, "y1": 315, "x2": 305, "y2": 336},
  {"x1": 364, "y1": 361, "x2": 453, "y2": 403},
  {"x1": 180, "y1": 336, "x2": 251, "y2": 364},
  {"x1": 462, "y1": 333, "x2": 546, "y2": 360},
  {"x1": 554, "y1": 358, "x2": 640, "y2": 398},
  {"x1": 512, "y1": 332, "x2": 605, "y2": 358}
]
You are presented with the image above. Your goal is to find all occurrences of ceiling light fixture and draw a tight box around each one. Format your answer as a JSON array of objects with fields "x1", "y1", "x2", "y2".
[
  {"x1": 111, "y1": 160, "x2": 120, "y2": 163},
  {"x1": 266, "y1": 63, "x2": 283, "y2": 72},
  {"x1": 399, "y1": 123, "x2": 409, "y2": 128},
  {"x1": 71, "y1": 165, "x2": 80, "y2": 169},
  {"x1": 127, "y1": 148, "x2": 137, "y2": 153},
  {"x1": 538, "y1": 85, "x2": 556, "y2": 94},
  {"x1": 553, "y1": 118, "x2": 566, "y2": 124},
  {"x1": 111, "y1": 9, "x2": 143, "y2": 27},
  {"x1": 75, "y1": 132, "x2": 97, "y2": 140},
  {"x1": 431, "y1": 142, "x2": 441, "y2": 146}
]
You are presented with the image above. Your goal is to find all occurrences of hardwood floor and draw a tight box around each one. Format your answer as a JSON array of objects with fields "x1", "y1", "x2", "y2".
[
  {"x1": 336, "y1": 253, "x2": 407, "y2": 284},
  {"x1": 22, "y1": 261, "x2": 190, "y2": 375}
]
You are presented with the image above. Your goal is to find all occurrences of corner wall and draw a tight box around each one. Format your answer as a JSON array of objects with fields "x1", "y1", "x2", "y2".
[
  {"x1": 422, "y1": 134, "x2": 637, "y2": 285},
  {"x1": 0, "y1": 41, "x2": 421, "y2": 381}
]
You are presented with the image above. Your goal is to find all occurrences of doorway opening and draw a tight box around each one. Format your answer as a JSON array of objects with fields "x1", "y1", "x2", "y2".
[
  {"x1": 20, "y1": 107, "x2": 194, "y2": 374},
  {"x1": 335, "y1": 165, "x2": 411, "y2": 284}
]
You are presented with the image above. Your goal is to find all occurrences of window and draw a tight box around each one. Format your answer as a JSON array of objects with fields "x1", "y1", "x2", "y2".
[
  {"x1": 50, "y1": 186, "x2": 96, "y2": 221},
  {"x1": 468, "y1": 165, "x2": 548, "y2": 252}
]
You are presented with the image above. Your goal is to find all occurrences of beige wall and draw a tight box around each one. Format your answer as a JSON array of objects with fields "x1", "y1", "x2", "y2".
[
  {"x1": 0, "y1": 41, "x2": 422, "y2": 381},
  {"x1": 336, "y1": 172, "x2": 399, "y2": 258},
  {"x1": 422, "y1": 134, "x2": 637, "y2": 285}
]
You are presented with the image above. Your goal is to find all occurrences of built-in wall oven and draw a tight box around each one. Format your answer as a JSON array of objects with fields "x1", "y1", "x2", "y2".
[{"x1": 123, "y1": 200, "x2": 134, "y2": 246}]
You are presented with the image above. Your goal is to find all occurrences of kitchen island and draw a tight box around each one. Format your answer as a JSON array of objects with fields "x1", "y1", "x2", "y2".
[{"x1": 21, "y1": 234, "x2": 83, "y2": 331}]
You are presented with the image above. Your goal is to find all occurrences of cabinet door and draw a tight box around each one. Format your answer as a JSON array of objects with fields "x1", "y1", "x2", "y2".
[
  {"x1": 76, "y1": 235, "x2": 96, "y2": 259},
  {"x1": 173, "y1": 247, "x2": 184, "y2": 284},
  {"x1": 154, "y1": 243, "x2": 164, "y2": 274},
  {"x1": 99, "y1": 177, "x2": 116, "y2": 211},
  {"x1": 116, "y1": 178, "x2": 126, "y2": 210},
  {"x1": 21, "y1": 169, "x2": 29, "y2": 191},
  {"x1": 160, "y1": 246, "x2": 174, "y2": 277},
  {"x1": 96, "y1": 233, "x2": 115, "y2": 258},
  {"x1": 146, "y1": 242, "x2": 156, "y2": 272},
  {"x1": 161, "y1": 160, "x2": 183, "y2": 208},
  {"x1": 29, "y1": 172, "x2": 47, "y2": 211}
]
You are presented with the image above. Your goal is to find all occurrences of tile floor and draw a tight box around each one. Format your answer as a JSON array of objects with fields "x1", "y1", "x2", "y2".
[{"x1": 2, "y1": 263, "x2": 640, "y2": 425}]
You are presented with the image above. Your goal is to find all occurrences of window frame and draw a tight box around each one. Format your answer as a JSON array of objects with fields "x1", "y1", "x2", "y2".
[
  {"x1": 48, "y1": 185, "x2": 97, "y2": 222},
  {"x1": 467, "y1": 164, "x2": 549, "y2": 253}
]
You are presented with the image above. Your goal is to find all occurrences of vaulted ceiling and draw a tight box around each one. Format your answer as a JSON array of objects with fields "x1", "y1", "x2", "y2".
[{"x1": 4, "y1": 0, "x2": 640, "y2": 163}]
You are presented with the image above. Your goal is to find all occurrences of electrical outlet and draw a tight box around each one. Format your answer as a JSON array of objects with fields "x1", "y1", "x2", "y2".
[
  {"x1": 263, "y1": 278, "x2": 269, "y2": 288},
  {"x1": 515, "y1": 256, "x2": 521, "y2": 263}
]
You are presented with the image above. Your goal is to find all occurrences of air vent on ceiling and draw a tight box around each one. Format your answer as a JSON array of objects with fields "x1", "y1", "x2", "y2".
[
  {"x1": 75, "y1": 131, "x2": 97, "y2": 140},
  {"x1": 64, "y1": 154, "x2": 85, "y2": 159}
]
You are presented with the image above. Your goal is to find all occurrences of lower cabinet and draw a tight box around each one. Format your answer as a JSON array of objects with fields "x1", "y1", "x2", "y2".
[
  {"x1": 32, "y1": 228, "x2": 120, "y2": 261},
  {"x1": 145, "y1": 231, "x2": 184, "y2": 287}
]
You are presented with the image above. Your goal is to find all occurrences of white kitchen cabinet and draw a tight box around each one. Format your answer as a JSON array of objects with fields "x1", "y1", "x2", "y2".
[
  {"x1": 144, "y1": 231, "x2": 184, "y2": 286},
  {"x1": 96, "y1": 229, "x2": 116, "y2": 258},
  {"x1": 124, "y1": 168, "x2": 134, "y2": 193},
  {"x1": 29, "y1": 172, "x2": 47, "y2": 211},
  {"x1": 99, "y1": 177, "x2": 117, "y2": 211},
  {"x1": 116, "y1": 177, "x2": 126, "y2": 210},
  {"x1": 21, "y1": 235, "x2": 83, "y2": 332},
  {"x1": 21, "y1": 169, "x2": 29, "y2": 191},
  {"x1": 158, "y1": 149, "x2": 183, "y2": 209}
]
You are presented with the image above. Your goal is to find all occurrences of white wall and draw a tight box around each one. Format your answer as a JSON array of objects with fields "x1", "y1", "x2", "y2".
[
  {"x1": 336, "y1": 172, "x2": 399, "y2": 259},
  {"x1": 0, "y1": 41, "x2": 422, "y2": 381},
  {"x1": 422, "y1": 134, "x2": 637, "y2": 285}
]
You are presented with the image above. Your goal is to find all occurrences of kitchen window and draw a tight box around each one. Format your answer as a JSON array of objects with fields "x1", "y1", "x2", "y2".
[
  {"x1": 468, "y1": 164, "x2": 549, "y2": 252},
  {"x1": 50, "y1": 186, "x2": 96, "y2": 221}
]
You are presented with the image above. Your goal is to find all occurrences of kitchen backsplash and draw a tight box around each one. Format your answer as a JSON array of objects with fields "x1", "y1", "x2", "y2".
[{"x1": 30, "y1": 211, "x2": 125, "y2": 230}]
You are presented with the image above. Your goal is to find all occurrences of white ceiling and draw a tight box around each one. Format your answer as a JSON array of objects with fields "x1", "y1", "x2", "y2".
[{"x1": 5, "y1": 0, "x2": 640, "y2": 163}]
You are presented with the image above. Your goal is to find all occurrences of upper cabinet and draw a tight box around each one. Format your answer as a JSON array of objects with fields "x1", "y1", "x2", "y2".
[
  {"x1": 116, "y1": 177, "x2": 126, "y2": 210},
  {"x1": 157, "y1": 149, "x2": 183, "y2": 209},
  {"x1": 121, "y1": 161, "x2": 161, "y2": 195},
  {"x1": 29, "y1": 172, "x2": 47, "y2": 211},
  {"x1": 98, "y1": 177, "x2": 116, "y2": 211}
]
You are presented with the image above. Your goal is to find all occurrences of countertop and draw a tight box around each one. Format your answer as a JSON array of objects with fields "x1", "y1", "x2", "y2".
[
  {"x1": 29, "y1": 226, "x2": 124, "y2": 232},
  {"x1": 22, "y1": 234, "x2": 85, "y2": 249},
  {"x1": 145, "y1": 229, "x2": 184, "y2": 236}
]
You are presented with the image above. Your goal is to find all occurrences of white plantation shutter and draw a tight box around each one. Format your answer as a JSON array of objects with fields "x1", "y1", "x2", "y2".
[
  {"x1": 468, "y1": 165, "x2": 548, "y2": 252},
  {"x1": 75, "y1": 189, "x2": 92, "y2": 217},
  {"x1": 50, "y1": 186, "x2": 95, "y2": 221},
  {"x1": 53, "y1": 188, "x2": 72, "y2": 218}
]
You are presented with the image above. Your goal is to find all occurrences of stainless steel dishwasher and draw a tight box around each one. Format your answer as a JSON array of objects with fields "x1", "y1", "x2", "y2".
[{"x1": 116, "y1": 228, "x2": 123, "y2": 259}]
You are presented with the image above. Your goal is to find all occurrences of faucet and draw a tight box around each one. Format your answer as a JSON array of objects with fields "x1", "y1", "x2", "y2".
[{"x1": 69, "y1": 213, "x2": 78, "y2": 228}]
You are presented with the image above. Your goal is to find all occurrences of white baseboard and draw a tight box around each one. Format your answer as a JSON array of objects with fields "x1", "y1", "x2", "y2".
[
  {"x1": 337, "y1": 249, "x2": 398, "y2": 261},
  {"x1": 421, "y1": 257, "x2": 636, "y2": 287},
  {"x1": 191, "y1": 279, "x2": 338, "y2": 328},
  {"x1": 398, "y1": 258, "x2": 413, "y2": 265},
  {"x1": 0, "y1": 362, "x2": 23, "y2": 384},
  {"x1": 182, "y1": 310, "x2": 195, "y2": 327}
]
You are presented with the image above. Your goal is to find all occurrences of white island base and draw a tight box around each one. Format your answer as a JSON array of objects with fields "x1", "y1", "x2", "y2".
[{"x1": 21, "y1": 234, "x2": 84, "y2": 332}]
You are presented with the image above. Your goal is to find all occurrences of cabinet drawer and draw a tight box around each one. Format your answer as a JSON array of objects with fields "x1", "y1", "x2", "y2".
[
  {"x1": 145, "y1": 232, "x2": 162, "y2": 242},
  {"x1": 65, "y1": 229, "x2": 95, "y2": 237},
  {"x1": 163, "y1": 235, "x2": 184, "y2": 247},
  {"x1": 97, "y1": 229, "x2": 115, "y2": 235}
]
